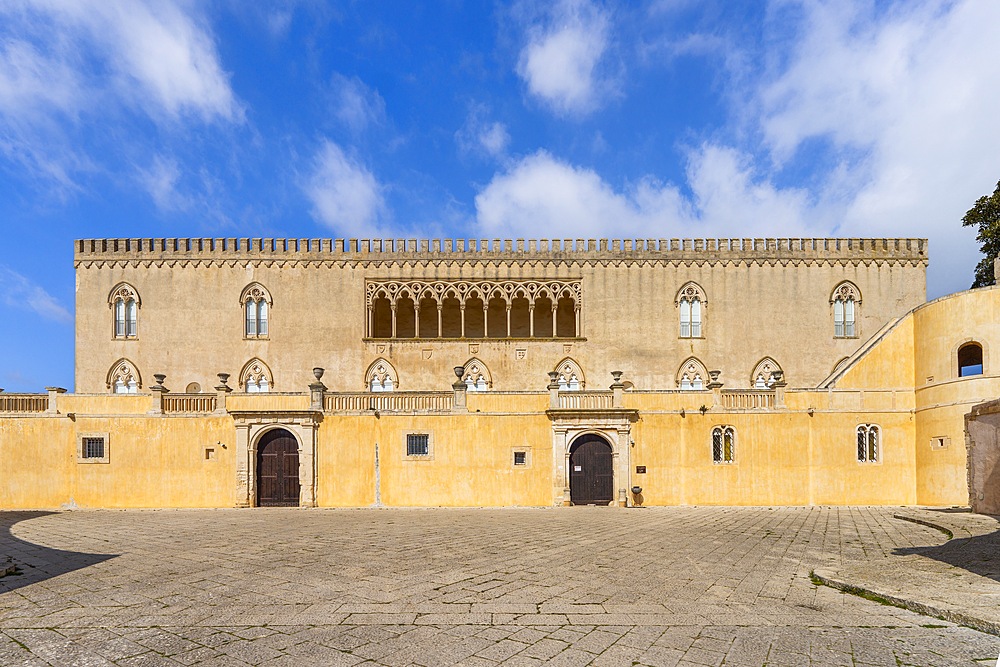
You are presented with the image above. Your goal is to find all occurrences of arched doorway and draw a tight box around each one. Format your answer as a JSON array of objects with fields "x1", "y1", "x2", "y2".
[
  {"x1": 569, "y1": 434, "x2": 614, "y2": 505},
  {"x1": 256, "y1": 429, "x2": 300, "y2": 507}
]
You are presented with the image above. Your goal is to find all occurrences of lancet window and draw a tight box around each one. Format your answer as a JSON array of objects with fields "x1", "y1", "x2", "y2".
[
  {"x1": 365, "y1": 280, "x2": 582, "y2": 340},
  {"x1": 241, "y1": 283, "x2": 271, "y2": 338},
  {"x1": 554, "y1": 358, "x2": 585, "y2": 391},
  {"x1": 676, "y1": 283, "x2": 705, "y2": 338},
  {"x1": 832, "y1": 282, "x2": 860, "y2": 338},
  {"x1": 752, "y1": 358, "x2": 783, "y2": 389},
  {"x1": 241, "y1": 358, "x2": 272, "y2": 393},
  {"x1": 857, "y1": 424, "x2": 879, "y2": 462},
  {"x1": 109, "y1": 283, "x2": 139, "y2": 339},
  {"x1": 712, "y1": 426, "x2": 736, "y2": 463},
  {"x1": 677, "y1": 358, "x2": 708, "y2": 390},
  {"x1": 107, "y1": 359, "x2": 141, "y2": 394},
  {"x1": 367, "y1": 358, "x2": 397, "y2": 392},
  {"x1": 462, "y1": 358, "x2": 491, "y2": 392}
]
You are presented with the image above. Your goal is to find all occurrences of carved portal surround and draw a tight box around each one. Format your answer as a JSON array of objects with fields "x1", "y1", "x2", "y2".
[
  {"x1": 549, "y1": 409, "x2": 639, "y2": 507},
  {"x1": 365, "y1": 279, "x2": 583, "y2": 339},
  {"x1": 231, "y1": 411, "x2": 322, "y2": 508}
]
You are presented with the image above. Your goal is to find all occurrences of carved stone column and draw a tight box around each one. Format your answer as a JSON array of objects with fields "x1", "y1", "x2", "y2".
[{"x1": 234, "y1": 422, "x2": 252, "y2": 507}]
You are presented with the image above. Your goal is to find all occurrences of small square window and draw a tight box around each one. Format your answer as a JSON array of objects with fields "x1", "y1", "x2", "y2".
[
  {"x1": 514, "y1": 451, "x2": 527, "y2": 466},
  {"x1": 204, "y1": 447, "x2": 216, "y2": 461},
  {"x1": 406, "y1": 433, "x2": 430, "y2": 457},
  {"x1": 930, "y1": 436, "x2": 950, "y2": 450},
  {"x1": 77, "y1": 433, "x2": 110, "y2": 464}
]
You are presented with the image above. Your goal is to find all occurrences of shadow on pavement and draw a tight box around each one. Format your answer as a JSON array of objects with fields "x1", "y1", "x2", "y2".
[
  {"x1": 0, "y1": 511, "x2": 117, "y2": 594},
  {"x1": 893, "y1": 514, "x2": 1000, "y2": 583}
]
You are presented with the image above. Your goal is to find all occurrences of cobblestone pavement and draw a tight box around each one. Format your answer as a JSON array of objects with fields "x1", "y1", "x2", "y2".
[{"x1": 1, "y1": 507, "x2": 998, "y2": 666}]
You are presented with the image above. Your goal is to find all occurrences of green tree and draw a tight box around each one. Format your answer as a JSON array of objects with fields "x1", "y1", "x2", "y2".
[{"x1": 962, "y1": 179, "x2": 1000, "y2": 288}]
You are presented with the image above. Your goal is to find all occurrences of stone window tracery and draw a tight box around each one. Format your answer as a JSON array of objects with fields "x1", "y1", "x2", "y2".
[
  {"x1": 365, "y1": 279, "x2": 582, "y2": 340},
  {"x1": 831, "y1": 282, "x2": 860, "y2": 338},
  {"x1": 677, "y1": 357, "x2": 708, "y2": 390},
  {"x1": 676, "y1": 282, "x2": 705, "y2": 338},
  {"x1": 366, "y1": 358, "x2": 398, "y2": 392},
  {"x1": 462, "y1": 358, "x2": 492, "y2": 392},
  {"x1": 553, "y1": 358, "x2": 585, "y2": 391},
  {"x1": 241, "y1": 283, "x2": 271, "y2": 338},
  {"x1": 752, "y1": 357, "x2": 783, "y2": 389},
  {"x1": 109, "y1": 283, "x2": 140, "y2": 339},
  {"x1": 241, "y1": 358, "x2": 272, "y2": 393},
  {"x1": 857, "y1": 424, "x2": 879, "y2": 462},
  {"x1": 107, "y1": 359, "x2": 141, "y2": 394},
  {"x1": 712, "y1": 426, "x2": 736, "y2": 463}
]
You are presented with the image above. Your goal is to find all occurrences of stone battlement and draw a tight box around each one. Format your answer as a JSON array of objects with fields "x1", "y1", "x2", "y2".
[{"x1": 75, "y1": 237, "x2": 928, "y2": 265}]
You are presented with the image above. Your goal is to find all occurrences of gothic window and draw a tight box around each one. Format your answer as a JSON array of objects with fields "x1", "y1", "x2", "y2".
[
  {"x1": 109, "y1": 283, "x2": 140, "y2": 339},
  {"x1": 857, "y1": 424, "x2": 879, "y2": 462},
  {"x1": 832, "y1": 282, "x2": 861, "y2": 338},
  {"x1": 107, "y1": 359, "x2": 141, "y2": 394},
  {"x1": 712, "y1": 426, "x2": 736, "y2": 463},
  {"x1": 462, "y1": 358, "x2": 491, "y2": 392},
  {"x1": 554, "y1": 358, "x2": 585, "y2": 391},
  {"x1": 241, "y1": 358, "x2": 272, "y2": 393},
  {"x1": 752, "y1": 357, "x2": 783, "y2": 389},
  {"x1": 676, "y1": 282, "x2": 705, "y2": 338},
  {"x1": 958, "y1": 342, "x2": 984, "y2": 377},
  {"x1": 366, "y1": 358, "x2": 398, "y2": 392},
  {"x1": 677, "y1": 357, "x2": 708, "y2": 390},
  {"x1": 241, "y1": 283, "x2": 271, "y2": 338}
]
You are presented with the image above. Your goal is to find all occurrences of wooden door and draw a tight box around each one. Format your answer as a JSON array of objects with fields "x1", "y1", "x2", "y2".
[
  {"x1": 257, "y1": 429, "x2": 300, "y2": 507},
  {"x1": 569, "y1": 435, "x2": 613, "y2": 505}
]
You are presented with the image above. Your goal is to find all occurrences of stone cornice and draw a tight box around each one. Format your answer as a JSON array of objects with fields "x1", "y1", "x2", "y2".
[{"x1": 74, "y1": 237, "x2": 930, "y2": 269}]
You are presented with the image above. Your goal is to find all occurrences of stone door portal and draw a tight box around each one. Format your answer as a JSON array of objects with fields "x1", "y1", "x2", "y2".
[
  {"x1": 256, "y1": 429, "x2": 300, "y2": 507},
  {"x1": 569, "y1": 434, "x2": 614, "y2": 505}
]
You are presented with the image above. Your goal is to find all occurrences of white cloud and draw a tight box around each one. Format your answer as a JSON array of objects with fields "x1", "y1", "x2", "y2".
[
  {"x1": 0, "y1": 266, "x2": 72, "y2": 324},
  {"x1": 304, "y1": 140, "x2": 387, "y2": 236},
  {"x1": 330, "y1": 74, "x2": 385, "y2": 133},
  {"x1": 475, "y1": 147, "x2": 815, "y2": 239},
  {"x1": 138, "y1": 155, "x2": 185, "y2": 211},
  {"x1": 755, "y1": 0, "x2": 1000, "y2": 296},
  {"x1": 516, "y1": 0, "x2": 611, "y2": 116},
  {"x1": 456, "y1": 105, "x2": 510, "y2": 159}
]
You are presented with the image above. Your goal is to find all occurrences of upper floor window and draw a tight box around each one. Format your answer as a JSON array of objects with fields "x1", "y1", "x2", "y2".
[
  {"x1": 462, "y1": 358, "x2": 492, "y2": 392},
  {"x1": 857, "y1": 424, "x2": 879, "y2": 462},
  {"x1": 752, "y1": 357, "x2": 783, "y2": 389},
  {"x1": 241, "y1": 283, "x2": 271, "y2": 338},
  {"x1": 676, "y1": 282, "x2": 705, "y2": 338},
  {"x1": 832, "y1": 282, "x2": 861, "y2": 338},
  {"x1": 241, "y1": 358, "x2": 272, "y2": 393},
  {"x1": 677, "y1": 357, "x2": 708, "y2": 390},
  {"x1": 554, "y1": 358, "x2": 585, "y2": 391},
  {"x1": 107, "y1": 359, "x2": 141, "y2": 394},
  {"x1": 958, "y1": 342, "x2": 984, "y2": 377},
  {"x1": 367, "y1": 358, "x2": 397, "y2": 392},
  {"x1": 109, "y1": 283, "x2": 140, "y2": 339},
  {"x1": 712, "y1": 426, "x2": 736, "y2": 463}
]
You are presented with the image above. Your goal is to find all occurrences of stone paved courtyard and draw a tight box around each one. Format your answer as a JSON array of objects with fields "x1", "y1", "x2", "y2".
[{"x1": 1, "y1": 507, "x2": 998, "y2": 666}]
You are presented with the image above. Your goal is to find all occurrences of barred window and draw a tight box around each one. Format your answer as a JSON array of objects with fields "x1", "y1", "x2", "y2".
[
  {"x1": 712, "y1": 426, "x2": 736, "y2": 463},
  {"x1": 514, "y1": 451, "x2": 527, "y2": 466},
  {"x1": 857, "y1": 424, "x2": 879, "y2": 462},
  {"x1": 406, "y1": 433, "x2": 430, "y2": 457},
  {"x1": 83, "y1": 437, "x2": 105, "y2": 459}
]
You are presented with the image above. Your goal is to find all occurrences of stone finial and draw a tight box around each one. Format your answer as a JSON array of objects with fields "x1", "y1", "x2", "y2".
[
  {"x1": 216, "y1": 373, "x2": 232, "y2": 393},
  {"x1": 454, "y1": 365, "x2": 465, "y2": 379},
  {"x1": 546, "y1": 371, "x2": 561, "y2": 390},
  {"x1": 313, "y1": 367, "x2": 325, "y2": 382},
  {"x1": 610, "y1": 370, "x2": 624, "y2": 385},
  {"x1": 152, "y1": 374, "x2": 167, "y2": 389}
]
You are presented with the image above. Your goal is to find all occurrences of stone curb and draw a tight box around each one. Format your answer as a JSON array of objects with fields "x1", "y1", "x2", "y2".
[
  {"x1": 811, "y1": 569, "x2": 1000, "y2": 637},
  {"x1": 814, "y1": 511, "x2": 1000, "y2": 637}
]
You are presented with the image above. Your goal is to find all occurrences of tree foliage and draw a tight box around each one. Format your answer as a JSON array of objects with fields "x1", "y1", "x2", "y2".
[{"x1": 962, "y1": 179, "x2": 1000, "y2": 288}]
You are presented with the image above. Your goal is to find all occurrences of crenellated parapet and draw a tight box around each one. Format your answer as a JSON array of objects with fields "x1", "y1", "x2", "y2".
[{"x1": 75, "y1": 237, "x2": 928, "y2": 268}]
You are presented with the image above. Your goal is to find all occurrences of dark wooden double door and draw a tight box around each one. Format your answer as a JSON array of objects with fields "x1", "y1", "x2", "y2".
[
  {"x1": 569, "y1": 434, "x2": 613, "y2": 505},
  {"x1": 257, "y1": 429, "x2": 300, "y2": 507}
]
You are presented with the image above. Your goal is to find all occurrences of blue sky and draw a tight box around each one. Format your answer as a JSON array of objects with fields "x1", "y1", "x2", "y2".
[{"x1": 2, "y1": 0, "x2": 999, "y2": 392}]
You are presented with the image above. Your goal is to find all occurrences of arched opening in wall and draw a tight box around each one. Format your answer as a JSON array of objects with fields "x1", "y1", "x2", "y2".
[
  {"x1": 509, "y1": 294, "x2": 531, "y2": 337},
  {"x1": 534, "y1": 295, "x2": 554, "y2": 337},
  {"x1": 396, "y1": 295, "x2": 416, "y2": 338},
  {"x1": 418, "y1": 297, "x2": 438, "y2": 338},
  {"x1": 372, "y1": 297, "x2": 392, "y2": 338},
  {"x1": 256, "y1": 428, "x2": 299, "y2": 507},
  {"x1": 959, "y1": 342, "x2": 984, "y2": 377},
  {"x1": 569, "y1": 433, "x2": 613, "y2": 506},
  {"x1": 487, "y1": 296, "x2": 507, "y2": 338},
  {"x1": 465, "y1": 295, "x2": 485, "y2": 337},
  {"x1": 185, "y1": 382, "x2": 201, "y2": 393},
  {"x1": 556, "y1": 297, "x2": 576, "y2": 337},
  {"x1": 441, "y1": 295, "x2": 462, "y2": 338}
]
